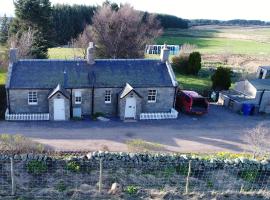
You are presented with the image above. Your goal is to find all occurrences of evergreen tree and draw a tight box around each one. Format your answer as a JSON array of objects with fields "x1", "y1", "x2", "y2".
[
  {"x1": 187, "y1": 52, "x2": 201, "y2": 75},
  {"x1": 10, "y1": 0, "x2": 54, "y2": 58},
  {"x1": 211, "y1": 67, "x2": 232, "y2": 91},
  {"x1": 0, "y1": 14, "x2": 9, "y2": 44}
]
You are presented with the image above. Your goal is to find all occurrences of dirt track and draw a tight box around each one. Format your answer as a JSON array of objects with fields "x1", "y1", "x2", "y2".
[{"x1": 0, "y1": 104, "x2": 269, "y2": 153}]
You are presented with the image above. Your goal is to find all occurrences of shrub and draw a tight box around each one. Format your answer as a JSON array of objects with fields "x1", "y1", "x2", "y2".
[
  {"x1": 92, "y1": 112, "x2": 104, "y2": 120},
  {"x1": 188, "y1": 52, "x2": 201, "y2": 75},
  {"x1": 66, "y1": 161, "x2": 80, "y2": 172},
  {"x1": 240, "y1": 169, "x2": 258, "y2": 182},
  {"x1": 125, "y1": 185, "x2": 138, "y2": 195},
  {"x1": 0, "y1": 134, "x2": 49, "y2": 154},
  {"x1": 172, "y1": 55, "x2": 189, "y2": 74},
  {"x1": 175, "y1": 164, "x2": 190, "y2": 176},
  {"x1": 55, "y1": 180, "x2": 67, "y2": 192},
  {"x1": 27, "y1": 160, "x2": 48, "y2": 175},
  {"x1": 211, "y1": 67, "x2": 232, "y2": 91}
]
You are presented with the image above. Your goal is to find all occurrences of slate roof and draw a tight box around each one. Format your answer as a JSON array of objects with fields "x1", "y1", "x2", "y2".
[
  {"x1": 259, "y1": 66, "x2": 270, "y2": 70},
  {"x1": 8, "y1": 59, "x2": 174, "y2": 89},
  {"x1": 249, "y1": 79, "x2": 270, "y2": 90}
]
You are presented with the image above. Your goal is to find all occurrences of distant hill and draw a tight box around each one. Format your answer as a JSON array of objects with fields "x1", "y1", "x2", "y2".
[{"x1": 188, "y1": 19, "x2": 270, "y2": 27}]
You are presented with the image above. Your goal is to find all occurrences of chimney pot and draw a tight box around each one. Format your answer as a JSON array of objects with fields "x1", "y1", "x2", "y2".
[
  {"x1": 9, "y1": 48, "x2": 18, "y2": 64},
  {"x1": 87, "y1": 42, "x2": 95, "y2": 65},
  {"x1": 160, "y1": 44, "x2": 170, "y2": 63}
]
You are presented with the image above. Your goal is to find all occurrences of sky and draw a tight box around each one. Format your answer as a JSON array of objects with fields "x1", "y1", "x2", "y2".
[{"x1": 1, "y1": 0, "x2": 270, "y2": 21}]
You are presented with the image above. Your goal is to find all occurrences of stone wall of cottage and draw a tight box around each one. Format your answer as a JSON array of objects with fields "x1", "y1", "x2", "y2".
[
  {"x1": 72, "y1": 89, "x2": 92, "y2": 116},
  {"x1": 8, "y1": 89, "x2": 50, "y2": 113}
]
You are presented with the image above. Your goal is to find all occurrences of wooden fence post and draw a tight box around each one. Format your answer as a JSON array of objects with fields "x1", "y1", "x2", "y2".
[
  {"x1": 10, "y1": 157, "x2": 15, "y2": 196},
  {"x1": 99, "y1": 158, "x2": 103, "y2": 193},
  {"x1": 185, "y1": 160, "x2": 192, "y2": 194}
]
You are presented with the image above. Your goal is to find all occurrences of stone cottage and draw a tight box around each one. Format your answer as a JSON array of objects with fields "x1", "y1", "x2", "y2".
[{"x1": 5, "y1": 43, "x2": 178, "y2": 121}]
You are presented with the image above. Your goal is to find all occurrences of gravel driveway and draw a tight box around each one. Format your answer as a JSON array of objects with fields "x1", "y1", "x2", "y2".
[{"x1": 0, "y1": 104, "x2": 269, "y2": 153}]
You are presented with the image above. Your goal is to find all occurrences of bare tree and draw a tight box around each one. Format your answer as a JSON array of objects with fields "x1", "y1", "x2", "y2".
[
  {"x1": 8, "y1": 28, "x2": 34, "y2": 59},
  {"x1": 88, "y1": 4, "x2": 162, "y2": 58},
  {"x1": 180, "y1": 43, "x2": 197, "y2": 56},
  {"x1": 244, "y1": 124, "x2": 269, "y2": 159},
  {"x1": 71, "y1": 26, "x2": 93, "y2": 59}
]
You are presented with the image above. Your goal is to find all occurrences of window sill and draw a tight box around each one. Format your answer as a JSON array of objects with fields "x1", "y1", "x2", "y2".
[
  {"x1": 105, "y1": 102, "x2": 111, "y2": 104},
  {"x1": 28, "y1": 103, "x2": 38, "y2": 105},
  {"x1": 147, "y1": 101, "x2": 156, "y2": 103}
]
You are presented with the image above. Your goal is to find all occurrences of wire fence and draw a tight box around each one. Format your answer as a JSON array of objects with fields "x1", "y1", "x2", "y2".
[{"x1": 0, "y1": 158, "x2": 269, "y2": 199}]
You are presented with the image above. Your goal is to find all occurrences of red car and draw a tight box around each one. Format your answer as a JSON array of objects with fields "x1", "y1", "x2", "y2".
[{"x1": 175, "y1": 90, "x2": 209, "y2": 115}]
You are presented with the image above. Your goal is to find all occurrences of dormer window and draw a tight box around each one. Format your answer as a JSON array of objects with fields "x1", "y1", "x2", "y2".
[
  {"x1": 75, "y1": 90, "x2": 82, "y2": 104},
  {"x1": 28, "y1": 91, "x2": 38, "y2": 105}
]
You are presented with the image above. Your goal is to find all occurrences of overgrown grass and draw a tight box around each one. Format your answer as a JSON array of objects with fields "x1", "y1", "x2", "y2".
[
  {"x1": 126, "y1": 139, "x2": 166, "y2": 153},
  {"x1": 156, "y1": 27, "x2": 270, "y2": 55}
]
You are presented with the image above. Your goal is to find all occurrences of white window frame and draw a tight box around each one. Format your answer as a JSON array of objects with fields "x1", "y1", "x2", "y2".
[
  {"x1": 105, "y1": 90, "x2": 111, "y2": 104},
  {"x1": 74, "y1": 90, "x2": 82, "y2": 105},
  {"x1": 28, "y1": 91, "x2": 38, "y2": 105},
  {"x1": 147, "y1": 89, "x2": 157, "y2": 103}
]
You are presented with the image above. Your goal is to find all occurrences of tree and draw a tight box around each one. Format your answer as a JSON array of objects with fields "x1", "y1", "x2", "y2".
[
  {"x1": 90, "y1": 4, "x2": 162, "y2": 58},
  {"x1": 10, "y1": 0, "x2": 54, "y2": 58},
  {"x1": 188, "y1": 52, "x2": 201, "y2": 75},
  {"x1": 211, "y1": 67, "x2": 232, "y2": 91},
  {"x1": 244, "y1": 124, "x2": 269, "y2": 159},
  {"x1": 0, "y1": 14, "x2": 10, "y2": 44},
  {"x1": 71, "y1": 26, "x2": 93, "y2": 58},
  {"x1": 8, "y1": 28, "x2": 35, "y2": 59},
  {"x1": 52, "y1": 4, "x2": 95, "y2": 45}
]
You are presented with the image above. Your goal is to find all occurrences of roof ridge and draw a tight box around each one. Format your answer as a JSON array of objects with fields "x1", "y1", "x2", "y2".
[{"x1": 18, "y1": 58, "x2": 160, "y2": 62}]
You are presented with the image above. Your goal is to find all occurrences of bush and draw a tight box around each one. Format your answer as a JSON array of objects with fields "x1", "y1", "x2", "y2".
[
  {"x1": 188, "y1": 52, "x2": 201, "y2": 75},
  {"x1": 125, "y1": 185, "x2": 138, "y2": 195},
  {"x1": 172, "y1": 55, "x2": 189, "y2": 74},
  {"x1": 211, "y1": 67, "x2": 232, "y2": 91},
  {"x1": 66, "y1": 161, "x2": 81, "y2": 172},
  {"x1": 172, "y1": 52, "x2": 202, "y2": 75},
  {"x1": 55, "y1": 180, "x2": 67, "y2": 192},
  {"x1": 27, "y1": 160, "x2": 48, "y2": 175}
]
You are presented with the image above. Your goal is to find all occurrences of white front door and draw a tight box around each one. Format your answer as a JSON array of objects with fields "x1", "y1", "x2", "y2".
[
  {"x1": 54, "y1": 99, "x2": 65, "y2": 120},
  {"x1": 125, "y1": 97, "x2": 136, "y2": 119}
]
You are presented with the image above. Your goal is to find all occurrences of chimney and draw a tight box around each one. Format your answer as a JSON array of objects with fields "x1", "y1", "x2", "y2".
[
  {"x1": 160, "y1": 44, "x2": 170, "y2": 62},
  {"x1": 87, "y1": 42, "x2": 95, "y2": 65},
  {"x1": 9, "y1": 48, "x2": 18, "y2": 64}
]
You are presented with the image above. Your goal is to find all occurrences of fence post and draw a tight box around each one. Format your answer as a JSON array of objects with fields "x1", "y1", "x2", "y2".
[
  {"x1": 185, "y1": 160, "x2": 192, "y2": 194},
  {"x1": 99, "y1": 158, "x2": 103, "y2": 193},
  {"x1": 10, "y1": 157, "x2": 16, "y2": 195}
]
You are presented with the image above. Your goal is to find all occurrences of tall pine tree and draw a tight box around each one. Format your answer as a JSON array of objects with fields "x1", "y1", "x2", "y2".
[
  {"x1": 10, "y1": 0, "x2": 54, "y2": 58},
  {"x1": 0, "y1": 14, "x2": 9, "y2": 44}
]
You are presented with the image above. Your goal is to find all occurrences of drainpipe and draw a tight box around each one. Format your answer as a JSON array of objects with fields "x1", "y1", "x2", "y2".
[
  {"x1": 6, "y1": 88, "x2": 10, "y2": 112},
  {"x1": 70, "y1": 89, "x2": 73, "y2": 118},
  {"x1": 173, "y1": 86, "x2": 178, "y2": 108},
  {"x1": 258, "y1": 89, "x2": 265, "y2": 112},
  {"x1": 116, "y1": 93, "x2": 119, "y2": 116},
  {"x1": 91, "y1": 87, "x2": 95, "y2": 115}
]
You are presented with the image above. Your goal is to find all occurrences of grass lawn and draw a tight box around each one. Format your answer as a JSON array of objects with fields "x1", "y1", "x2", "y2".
[
  {"x1": 156, "y1": 27, "x2": 270, "y2": 56},
  {"x1": 176, "y1": 73, "x2": 212, "y2": 91}
]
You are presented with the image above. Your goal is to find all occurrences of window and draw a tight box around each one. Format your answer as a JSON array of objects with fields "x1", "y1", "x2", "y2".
[
  {"x1": 105, "y1": 90, "x2": 111, "y2": 104},
  {"x1": 75, "y1": 90, "x2": 82, "y2": 104},
  {"x1": 28, "y1": 91, "x2": 38, "y2": 105},
  {"x1": 148, "y1": 90, "x2": 157, "y2": 103}
]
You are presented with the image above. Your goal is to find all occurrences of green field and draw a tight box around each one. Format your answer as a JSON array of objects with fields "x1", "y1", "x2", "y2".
[
  {"x1": 176, "y1": 73, "x2": 212, "y2": 91},
  {"x1": 48, "y1": 48, "x2": 84, "y2": 59},
  {"x1": 156, "y1": 26, "x2": 270, "y2": 55}
]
